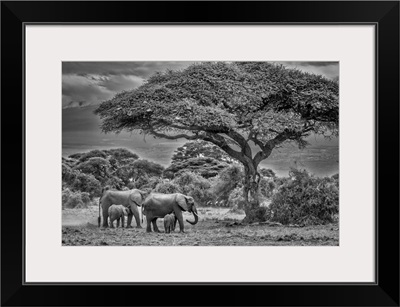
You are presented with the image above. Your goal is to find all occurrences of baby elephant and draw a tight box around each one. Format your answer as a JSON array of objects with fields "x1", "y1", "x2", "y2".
[
  {"x1": 108, "y1": 205, "x2": 130, "y2": 228},
  {"x1": 164, "y1": 213, "x2": 177, "y2": 233}
]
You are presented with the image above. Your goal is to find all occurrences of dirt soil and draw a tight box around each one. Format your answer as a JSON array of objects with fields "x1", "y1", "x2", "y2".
[{"x1": 62, "y1": 206, "x2": 339, "y2": 246}]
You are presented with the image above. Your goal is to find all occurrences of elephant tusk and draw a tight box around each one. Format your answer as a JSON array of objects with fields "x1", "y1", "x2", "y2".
[{"x1": 192, "y1": 211, "x2": 199, "y2": 217}]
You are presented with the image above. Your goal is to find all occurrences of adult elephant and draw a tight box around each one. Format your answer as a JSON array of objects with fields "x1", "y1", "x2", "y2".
[
  {"x1": 142, "y1": 193, "x2": 199, "y2": 233},
  {"x1": 98, "y1": 188, "x2": 147, "y2": 228}
]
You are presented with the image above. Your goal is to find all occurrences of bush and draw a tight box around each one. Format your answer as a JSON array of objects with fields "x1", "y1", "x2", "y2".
[
  {"x1": 259, "y1": 177, "x2": 276, "y2": 198},
  {"x1": 62, "y1": 188, "x2": 91, "y2": 209},
  {"x1": 227, "y1": 187, "x2": 246, "y2": 209},
  {"x1": 154, "y1": 181, "x2": 182, "y2": 194},
  {"x1": 139, "y1": 176, "x2": 162, "y2": 190},
  {"x1": 212, "y1": 164, "x2": 243, "y2": 205},
  {"x1": 269, "y1": 168, "x2": 339, "y2": 225},
  {"x1": 103, "y1": 176, "x2": 125, "y2": 190},
  {"x1": 73, "y1": 157, "x2": 112, "y2": 184},
  {"x1": 63, "y1": 168, "x2": 102, "y2": 199},
  {"x1": 172, "y1": 171, "x2": 213, "y2": 205}
]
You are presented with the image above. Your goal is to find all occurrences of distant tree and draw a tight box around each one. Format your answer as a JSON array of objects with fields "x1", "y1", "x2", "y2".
[
  {"x1": 259, "y1": 168, "x2": 276, "y2": 178},
  {"x1": 76, "y1": 149, "x2": 108, "y2": 162},
  {"x1": 103, "y1": 148, "x2": 139, "y2": 161},
  {"x1": 68, "y1": 153, "x2": 84, "y2": 160},
  {"x1": 137, "y1": 176, "x2": 162, "y2": 191},
  {"x1": 69, "y1": 148, "x2": 139, "y2": 164},
  {"x1": 95, "y1": 62, "x2": 338, "y2": 222},
  {"x1": 165, "y1": 156, "x2": 229, "y2": 179},
  {"x1": 212, "y1": 164, "x2": 244, "y2": 206},
  {"x1": 165, "y1": 140, "x2": 234, "y2": 178},
  {"x1": 62, "y1": 156, "x2": 78, "y2": 168},
  {"x1": 63, "y1": 148, "x2": 143, "y2": 196},
  {"x1": 171, "y1": 140, "x2": 236, "y2": 163},
  {"x1": 103, "y1": 175, "x2": 125, "y2": 190},
  {"x1": 163, "y1": 170, "x2": 175, "y2": 180},
  {"x1": 73, "y1": 157, "x2": 112, "y2": 184},
  {"x1": 128, "y1": 159, "x2": 164, "y2": 185}
]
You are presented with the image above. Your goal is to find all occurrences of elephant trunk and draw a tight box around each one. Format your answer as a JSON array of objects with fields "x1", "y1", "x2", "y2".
[
  {"x1": 98, "y1": 197, "x2": 101, "y2": 227},
  {"x1": 186, "y1": 206, "x2": 199, "y2": 225}
]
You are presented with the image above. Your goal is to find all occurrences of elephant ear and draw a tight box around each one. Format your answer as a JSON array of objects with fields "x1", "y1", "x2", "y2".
[
  {"x1": 129, "y1": 191, "x2": 144, "y2": 206},
  {"x1": 138, "y1": 190, "x2": 147, "y2": 200},
  {"x1": 176, "y1": 194, "x2": 189, "y2": 212}
]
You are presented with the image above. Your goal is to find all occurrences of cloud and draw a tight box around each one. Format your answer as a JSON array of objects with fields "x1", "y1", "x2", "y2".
[
  {"x1": 97, "y1": 75, "x2": 144, "y2": 92},
  {"x1": 62, "y1": 61, "x2": 339, "y2": 109},
  {"x1": 277, "y1": 61, "x2": 339, "y2": 80},
  {"x1": 62, "y1": 62, "x2": 195, "y2": 108},
  {"x1": 63, "y1": 75, "x2": 109, "y2": 108},
  {"x1": 62, "y1": 62, "x2": 194, "y2": 78},
  {"x1": 62, "y1": 74, "x2": 143, "y2": 108}
]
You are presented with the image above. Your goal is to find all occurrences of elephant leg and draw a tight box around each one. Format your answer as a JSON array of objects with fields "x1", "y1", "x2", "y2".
[
  {"x1": 126, "y1": 214, "x2": 133, "y2": 228},
  {"x1": 102, "y1": 206, "x2": 109, "y2": 228},
  {"x1": 109, "y1": 218, "x2": 114, "y2": 228},
  {"x1": 175, "y1": 211, "x2": 185, "y2": 233},
  {"x1": 129, "y1": 205, "x2": 142, "y2": 228},
  {"x1": 116, "y1": 218, "x2": 120, "y2": 228},
  {"x1": 146, "y1": 214, "x2": 153, "y2": 232},
  {"x1": 133, "y1": 210, "x2": 142, "y2": 228},
  {"x1": 121, "y1": 216, "x2": 125, "y2": 228},
  {"x1": 173, "y1": 219, "x2": 177, "y2": 231},
  {"x1": 152, "y1": 218, "x2": 160, "y2": 233},
  {"x1": 146, "y1": 220, "x2": 152, "y2": 232}
]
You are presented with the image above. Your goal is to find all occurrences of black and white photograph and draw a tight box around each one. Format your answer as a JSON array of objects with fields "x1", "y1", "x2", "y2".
[{"x1": 62, "y1": 61, "x2": 339, "y2": 246}]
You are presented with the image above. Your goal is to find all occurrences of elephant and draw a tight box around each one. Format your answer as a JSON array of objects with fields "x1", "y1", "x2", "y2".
[
  {"x1": 142, "y1": 193, "x2": 199, "y2": 233},
  {"x1": 98, "y1": 188, "x2": 147, "y2": 228},
  {"x1": 163, "y1": 213, "x2": 177, "y2": 233},
  {"x1": 108, "y1": 205, "x2": 130, "y2": 228}
]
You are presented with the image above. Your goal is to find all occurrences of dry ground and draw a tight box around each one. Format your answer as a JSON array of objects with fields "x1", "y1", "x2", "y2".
[{"x1": 62, "y1": 206, "x2": 339, "y2": 246}]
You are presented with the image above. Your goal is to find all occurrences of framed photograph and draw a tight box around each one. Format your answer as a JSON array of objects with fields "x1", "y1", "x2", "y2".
[{"x1": 1, "y1": 1, "x2": 399, "y2": 306}]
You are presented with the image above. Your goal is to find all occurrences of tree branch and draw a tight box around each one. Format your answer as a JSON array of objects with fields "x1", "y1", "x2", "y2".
[
  {"x1": 148, "y1": 126, "x2": 246, "y2": 163},
  {"x1": 253, "y1": 129, "x2": 302, "y2": 166},
  {"x1": 202, "y1": 133, "x2": 246, "y2": 163},
  {"x1": 226, "y1": 130, "x2": 252, "y2": 159}
]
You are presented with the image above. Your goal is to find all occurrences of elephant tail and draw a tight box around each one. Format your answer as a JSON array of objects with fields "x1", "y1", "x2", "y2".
[{"x1": 98, "y1": 197, "x2": 101, "y2": 227}]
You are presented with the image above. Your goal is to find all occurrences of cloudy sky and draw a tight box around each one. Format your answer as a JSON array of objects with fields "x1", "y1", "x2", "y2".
[{"x1": 62, "y1": 61, "x2": 339, "y2": 108}]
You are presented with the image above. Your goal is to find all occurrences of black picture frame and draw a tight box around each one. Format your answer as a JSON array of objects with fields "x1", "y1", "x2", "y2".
[{"x1": 1, "y1": 1, "x2": 399, "y2": 306}]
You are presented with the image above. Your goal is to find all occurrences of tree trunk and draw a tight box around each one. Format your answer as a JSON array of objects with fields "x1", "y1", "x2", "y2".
[{"x1": 242, "y1": 162, "x2": 268, "y2": 224}]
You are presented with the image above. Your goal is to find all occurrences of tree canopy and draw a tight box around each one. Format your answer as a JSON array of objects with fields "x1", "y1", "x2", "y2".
[{"x1": 95, "y1": 62, "x2": 338, "y2": 161}]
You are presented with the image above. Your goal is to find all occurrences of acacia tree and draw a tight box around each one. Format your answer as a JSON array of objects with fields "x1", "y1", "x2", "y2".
[{"x1": 95, "y1": 62, "x2": 338, "y2": 222}]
